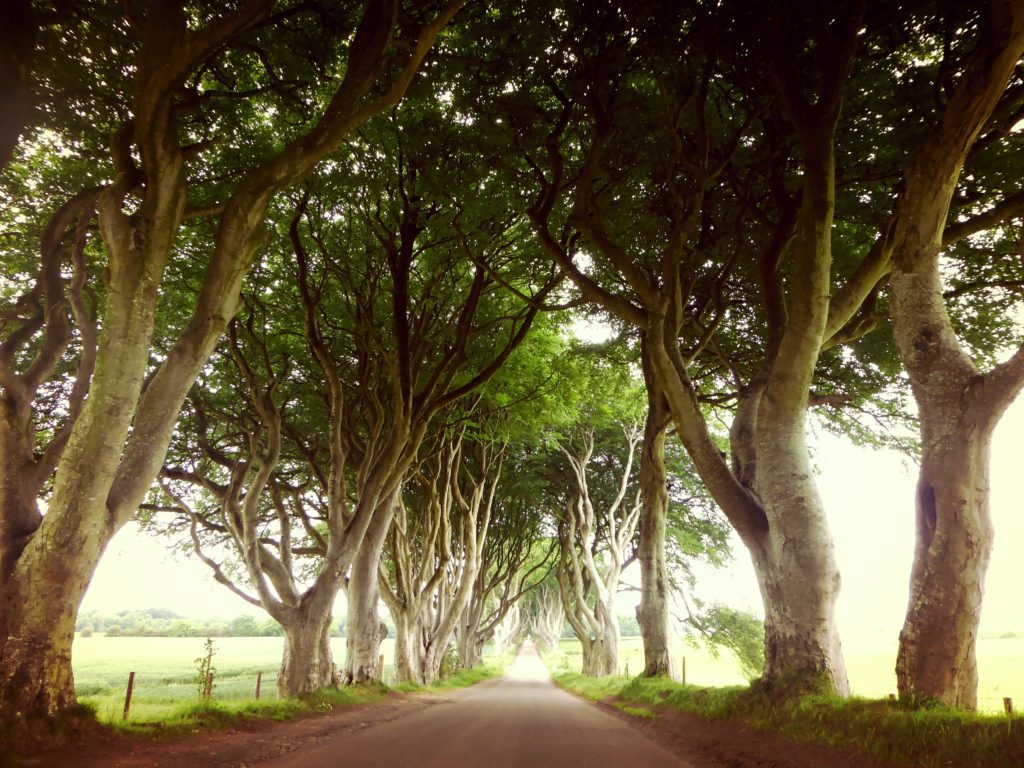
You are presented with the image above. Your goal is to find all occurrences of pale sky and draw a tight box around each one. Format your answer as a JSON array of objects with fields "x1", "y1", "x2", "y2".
[{"x1": 82, "y1": 393, "x2": 1024, "y2": 644}]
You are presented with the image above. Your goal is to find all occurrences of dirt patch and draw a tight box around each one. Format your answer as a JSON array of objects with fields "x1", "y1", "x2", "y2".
[
  {"x1": 10, "y1": 690, "x2": 450, "y2": 768},
  {"x1": 594, "y1": 697, "x2": 896, "y2": 768}
]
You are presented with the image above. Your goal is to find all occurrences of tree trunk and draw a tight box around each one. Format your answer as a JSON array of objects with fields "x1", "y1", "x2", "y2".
[
  {"x1": 455, "y1": 604, "x2": 487, "y2": 669},
  {"x1": 581, "y1": 620, "x2": 618, "y2": 677},
  {"x1": 754, "y1": 394, "x2": 848, "y2": 692},
  {"x1": 886, "y1": 4, "x2": 1024, "y2": 708},
  {"x1": 0, "y1": 402, "x2": 41, "y2": 592},
  {"x1": 457, "y1": 634, "x2": 486, "y2": 669},
  {"x1": 636, "y1": 349, "x2": 676, "y2": 678},
  {"x1": 895, "y1": 413, "x2": 994, "y2": 708},
  {"x1": 0, "y1": 545, "x2": 91, "y2": 718},
  {"x1": 391, "y1": 610, "x2": 424, "y2": 685},
  {"x1": 343, "y1": 508, "x2": 393, "y2": 685},
  {"x1": 418, "y1": 640, "x2": 448, "y2": 685},
  {"x1": 279, "y1": 609, "x2": 337, "y2": 698}
]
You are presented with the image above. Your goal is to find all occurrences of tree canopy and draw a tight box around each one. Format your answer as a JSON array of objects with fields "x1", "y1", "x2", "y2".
[{"x1": 2, "y1": 0, "x2": 1023, "y2": 721}]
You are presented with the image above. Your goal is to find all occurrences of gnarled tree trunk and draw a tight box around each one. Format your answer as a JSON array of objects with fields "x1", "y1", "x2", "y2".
[
  {"x1": 391, "y1": 611, "x2": 424, "y2": 685},
  {"x1": 343, "y1": 503, "x2": 394, "y2": 685},
  {"x1": 0, "y1": 0, "x2": 466, "y2": 722},
  {"x1": 888, "y1": 3, "x2": 1024, "y2": 708},
  {"x1": 279, "y1": 607, "x2": 337, "y2": 697}
]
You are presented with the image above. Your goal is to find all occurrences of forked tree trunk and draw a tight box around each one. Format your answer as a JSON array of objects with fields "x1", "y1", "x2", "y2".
[
  {"x1": 391, "y1": 611, "x2": 423, "y2": 685},
  {"x1": 455, "y1": 603, "x2": 488, "y2": 669},
  {"x1": 279, "y1": 609, "x2": 337, "y2": 698},
  {"x1": 636, "y1": 352, "x2": 676, "y2": 678},
  {"x1": 886, "y1": 3, "x2": 1024, "y2": 708},
  {"x1": 457, "y1": 633, "x2": 486, "y2": 669},
  {"x1": 419, "y1": 642, "x2": 447, "y2": 685},
  {"x1": 581, "y1": 601, "x2": 619, "y2": 677},
  {"x1": 343, "y1": 507, "x2": 393, "y2": 685}
]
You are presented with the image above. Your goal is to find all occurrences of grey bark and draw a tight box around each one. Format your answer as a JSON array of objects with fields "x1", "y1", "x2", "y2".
[
  {"x1": 888, "y1": 1, "x2": 1024, "y2": 709},
  {"x1": 636, "y1": 342, "x2": 676, "y2": 678},
  {"x1": 0, "y1": 0, "x2": 466, "y2": 720},
  {"x1": 279, "y1": 608, "x2": 338, "y2": 697},
  {"x1": 343, "y1": 500, "x2": 395, "y2": 685}
]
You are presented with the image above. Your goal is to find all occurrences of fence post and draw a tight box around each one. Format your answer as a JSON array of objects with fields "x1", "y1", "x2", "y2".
[
  {"x1": 122, "y1": 671, "x2": 135, "y2": 721},
  {"x1": 681, "y1": 656, "x2": 686, "y2": 685},
  {"x1": 254, "y1": 671, "x2": 262, "y2": 700},
  {"x1": 624, "y1": 661, "x2": 629, "y2": 678},
  {"x1": 377, "y1": 654, "x2": 385, "y2": 683},
  {"x1": 1005, "y1": 697, "x2": 1014, "y2": 715}
]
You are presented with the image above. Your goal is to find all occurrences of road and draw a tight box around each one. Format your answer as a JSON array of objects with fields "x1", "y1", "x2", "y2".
[{"x1": 260, "y1": 642, "x2": 691, "y2": 768}]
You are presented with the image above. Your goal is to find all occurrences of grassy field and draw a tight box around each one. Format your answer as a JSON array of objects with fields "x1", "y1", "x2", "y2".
[
  {"x1": 72, "y1": 632, "x2": 1024, "y2": 724},
  {"x1": 552, "y1": 635, "x2": 1024, "y2": 714},
  {"x1": 72, "y1": 636, "x2": 398, "y2": 723}
]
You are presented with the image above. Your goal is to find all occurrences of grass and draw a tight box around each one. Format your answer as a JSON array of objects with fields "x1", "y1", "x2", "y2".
[
  {"x1": 71, "y1": 635, "x2": 500, "y2": 734},
  {"x1": 548, "y1": 642, "x2": 1024, "y2": 768},
  {"x1": 546, "y1": 635, "x2": 1024, "y2": 714}
]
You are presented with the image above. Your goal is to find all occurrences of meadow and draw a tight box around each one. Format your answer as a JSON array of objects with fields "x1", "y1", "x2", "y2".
[
  {"x1": 72, "y1": 632, "x2": 1024, "y2": 724},
  {"x1": 553, "y1": 634, "x2": 1024, "y2": 714},
  {"x1": 72, "y1": 636, "x2": 397, "y2": 723}
]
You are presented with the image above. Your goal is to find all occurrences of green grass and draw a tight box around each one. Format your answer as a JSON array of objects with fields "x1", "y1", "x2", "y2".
[
  {"x1": 546, "y1": 635, "x2": 1024, "y2": 714},
  {"x1": 616, "y1": 704, "x2": 656, "y2": 718},
  {"x1": 73, "y1": 636, "x2": 397, "y2": 724},
  {"x1": 71, "y1": 635, "x2": 501, "y2": 732},
  {"x1": 550, "y1": 651, "x2": 1024, "y2": 768}
]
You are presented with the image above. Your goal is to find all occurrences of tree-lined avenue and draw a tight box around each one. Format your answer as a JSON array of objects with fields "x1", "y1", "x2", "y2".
[{"x1": 261, "y1": 641, "x2": 689, "y2": 768}]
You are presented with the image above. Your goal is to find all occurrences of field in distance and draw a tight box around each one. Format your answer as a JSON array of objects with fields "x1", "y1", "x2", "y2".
[
  {"x1": 72, "y1": 633, "x2": 1024, "y2": 722},
  {"x1": 73, "y1": 636, "x2": 397, "y2": 723}
]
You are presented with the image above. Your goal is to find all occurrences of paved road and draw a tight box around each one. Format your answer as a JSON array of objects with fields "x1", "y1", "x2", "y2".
[{"x1": 261, "y1": 642, "x2": 691, "y2": 768}]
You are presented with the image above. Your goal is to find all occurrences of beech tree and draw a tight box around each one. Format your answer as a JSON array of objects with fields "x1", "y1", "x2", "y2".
[
  {"x1": 555, "y1": 426, "x2": 643, "y2": 677},
  {"x1": 0, "y1": 0, "x2": 465, "y2": 720},
  {"x1": 886, "y1": 1, "x2": 1024, "y2": 708},
  {"x1": 453, "y1": 490, "x2": 554, "y2": 669},
  {"x1": 528, "y1": 583, "x2": 565, "y2": 652},
  {"x1": 380, "y1": 428, "x2": 502, "y2": 684}
]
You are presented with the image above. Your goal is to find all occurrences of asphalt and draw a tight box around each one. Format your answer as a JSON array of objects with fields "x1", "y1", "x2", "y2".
[{"x1": 259, "y1": 641, "x2": 692, "y2": 768}]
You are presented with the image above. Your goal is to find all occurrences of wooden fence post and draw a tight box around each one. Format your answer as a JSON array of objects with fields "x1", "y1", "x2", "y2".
[
  {"x1": 377, "y1": 654, "x2": 385, "y2": 683},
  {"x1": 624, "y1": 662, "x2": 629, "y2": 678},
  {"x1": 681, "y1": 656, "x2": 686, "y2": 685},
  {"x1": 254, "y1": 671, "x2": 262, "y2": 700},
  {"x1": 122, "y1": 671, "x2": 135, "y2": 721},
  {"x1": 1005, "y1": 697, "x2": 1014, "y2": 715}
]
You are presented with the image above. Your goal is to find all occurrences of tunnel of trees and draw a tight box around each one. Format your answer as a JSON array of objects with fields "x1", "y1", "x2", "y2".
[{"x1": 1, "y1": 0, "x2": 1023, "y2": 726}]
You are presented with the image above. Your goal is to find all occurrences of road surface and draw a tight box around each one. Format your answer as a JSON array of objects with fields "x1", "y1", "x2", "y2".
[{"x1": 261, "y1": 642, "x2": 691, "y2": 768}]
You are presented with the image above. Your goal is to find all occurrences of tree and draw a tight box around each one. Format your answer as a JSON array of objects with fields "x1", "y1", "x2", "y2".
[
  {"x1": 529, "y1": 583, "x2": 565, "y2": 652},
  {"x1": 0, "y1": 0, "x2": 465, "y2": 719},
  {"x1": 556, "y1": 426, "x2": 642, "y2": 676},
  {"x1": 887, "y1": 1, "x2": 1024, "y2": 708},
  {"x1": 380, "y1": 427, "x2": 503, "y2": 684}
]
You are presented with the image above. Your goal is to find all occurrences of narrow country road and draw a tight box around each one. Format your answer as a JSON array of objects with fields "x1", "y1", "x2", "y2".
[{"x1": 261, "y1": 642, "x2": 691, "y2": 768}]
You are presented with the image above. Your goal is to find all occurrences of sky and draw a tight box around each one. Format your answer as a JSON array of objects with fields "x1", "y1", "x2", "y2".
[{"x1": 81, "y1": 390, "x2": 1024, "y2": 647}]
